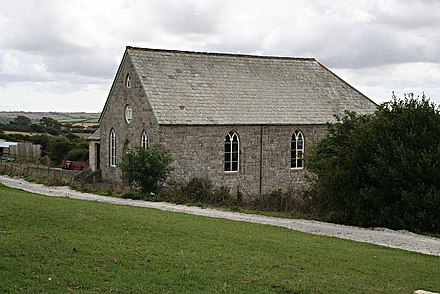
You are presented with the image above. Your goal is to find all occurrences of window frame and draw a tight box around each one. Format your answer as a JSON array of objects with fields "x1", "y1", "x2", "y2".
[
  {"x1": 109, "y1": 129, "x2": 116, "y2": 167},
  {"x1": 125, "y1": 73, "x2": 131, "y2": 88},
  {"x1": 290, "y1": 130, "x2": 304, "y2": 170},
  {"x1": 224, "y1": 131, "x2": 239, "y2": 172},
  {"x1": 125, "y1": 104, "x2": 132, "y2": 124},
  {"x1": 141, "y1": 131, "x2": 149, "y2": 149}
]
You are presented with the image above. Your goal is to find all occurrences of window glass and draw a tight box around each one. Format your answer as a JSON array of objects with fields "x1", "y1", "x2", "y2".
[
  {"x1": 291, "y1": 130, "x2": 304, "y2": 169},
  {"x1": 141, "y1": 131, "x2": 148, "y2": 149},
  {"x1": 125, "y1": 73, "x2": 131, "y2": 88},
  {"x1": 125, "y1": 105, "x2": 132, "y2": 123},
  {"x1": 224, "y1": 131, "x2": 239, "y2": 172},
  {"x1": 110, "y1": 129, "x2": 116, "y2": 167}
]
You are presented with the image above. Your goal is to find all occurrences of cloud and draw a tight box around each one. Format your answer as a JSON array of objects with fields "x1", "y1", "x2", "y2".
[
  {"x1": 334, "y1": 62, "x2": 440, "y2": 103},
  {"x1": 0, "y1": 0, "x2": 439, "y2": 111},
  {"x1": 0, "y1": 81, "x2": 108, "y2": 112}
]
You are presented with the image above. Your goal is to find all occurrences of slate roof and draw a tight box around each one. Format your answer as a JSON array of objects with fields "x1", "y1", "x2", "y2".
[{"x1": 126, "y1": 47, "x2": 377, "y2": 125}]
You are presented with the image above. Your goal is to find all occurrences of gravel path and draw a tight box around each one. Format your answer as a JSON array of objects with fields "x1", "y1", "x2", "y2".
[{"x1": 1, "y1": 175, "x2": 439, "y2": 257}]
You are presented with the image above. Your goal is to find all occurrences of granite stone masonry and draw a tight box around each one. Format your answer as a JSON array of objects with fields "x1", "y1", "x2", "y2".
[{"x1": 91, "y1": 47, "x2": 377, "y2": 197}]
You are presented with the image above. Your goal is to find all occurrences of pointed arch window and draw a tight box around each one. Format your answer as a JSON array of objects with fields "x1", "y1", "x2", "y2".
[
  {"x1": 224, "y1": 131, "x2": 239, "y2": 172},
  {"x1": 291, "y1": 130, "x2": 304, "y2": 169},
  {"x1": 141, "y1": 131, "x2": 149, "y2": 149},
  {"x1": 110, "y1": 129, "x2": 116, "y2": 167},
  {"x1": 125, "y1": 73, "x2": 131, "y2": 88}
]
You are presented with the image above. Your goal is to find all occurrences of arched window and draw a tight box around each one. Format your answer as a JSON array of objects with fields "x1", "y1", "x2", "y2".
[
  {"x1": 110, "y1": 129, "x2": 116, "y2": 167},
  {"x1": 125, "y1": 73, "x2": 131, "y2": 88},
  {"x1": 291, "y1": 130, "x2": 304, "y2": 169},
  {"x1": 224, "y1": 131, "x2": 239, "y2": 172},
  {"x1": 141, "y1": 131, "x2": 148, "y2": 149}
]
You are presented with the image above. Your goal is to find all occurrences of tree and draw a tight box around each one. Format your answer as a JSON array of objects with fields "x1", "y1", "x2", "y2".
[
  {"x1": 8, "y1": 115, "x2": 33, "y2": 132},
  {"x1": 66, "y1": 141, "x2": 89, "y2": 161},
  {"x1": 46, "y1": 136, "x2": 75, "y2": 164},
  {"x1": 119, "y1": 145, "x2": 173, "y2": 194},
  {"x1": 39, "y1": 117, "x2": 62, "y2": 130},
  {"x1": 9, "y1": 115, "x2": 32, "y2": 127},
  {"x1": 307, "y1": 94, "x2": 440, "y2": 233}
]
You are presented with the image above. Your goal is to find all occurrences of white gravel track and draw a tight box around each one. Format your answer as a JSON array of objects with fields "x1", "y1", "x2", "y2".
[{"x1": 1, "y1": 175, "x2": 439, "y2": 257}]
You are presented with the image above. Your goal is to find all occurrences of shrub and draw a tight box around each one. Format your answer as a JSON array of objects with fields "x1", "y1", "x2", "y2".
[
  {"x1": 251, "y1": 188, "x2": 312, "y2": 214},
  {"x1": 182, "y1": 177, "x2": 214, "y2": 202},
  {"x1": 66, "y1": 148, "x2": 89, "y2": 162},
  {"x1": 307, "y1": 94, "x2": 440, "y2": 233},
  {"x1": 119, "y1": 145, "x2": 173, "y2": 194},
  {"x1": 211, "y1": 186, "x2": 231, "y2": 205},
  {"x1": 46, "y1": 136, "x2": 75, "y2": 164}
]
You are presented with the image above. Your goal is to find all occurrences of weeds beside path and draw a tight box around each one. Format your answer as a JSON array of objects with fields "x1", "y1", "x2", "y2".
[{"x1": 1, "y1": 175, "x2": 439, "y2": 256}]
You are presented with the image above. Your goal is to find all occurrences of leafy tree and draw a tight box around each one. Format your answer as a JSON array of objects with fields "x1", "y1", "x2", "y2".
[
  {"x1": 119, "y1": 145, "x2": 173, "y2": 194},
  {"x1": 9, "y1": 115, "x2": 32, "y2": 127},
  {"x1": 7, "y1": 115, "x2": 33, "y2": 132},
  {"x1": 66, "y1": 148, "x2": 89, "y2": 161},
  {"x1": 66, "y1": 141, "x2": 89, "y2": 161},
  {"x1": 307, "y1": 94, "x2": 440, "y2": 233},
  {"x1": 46, "y1": 136, "x2": 75, "y2": 164},
  {"x1": 39, "y1": 117, "x2": 62, "y2": 130},
  {"x1": 30, "y1": 124, "x2": 46, "y2": 133}
]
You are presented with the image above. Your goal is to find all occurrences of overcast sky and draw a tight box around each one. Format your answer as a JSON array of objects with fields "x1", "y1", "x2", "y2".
[{"x1": 1, "y1": 0, "x2": 439, "y2": 112}]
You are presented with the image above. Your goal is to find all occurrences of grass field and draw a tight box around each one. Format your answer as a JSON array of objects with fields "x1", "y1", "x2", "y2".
[{"x1": 1, "y1": 184, "x2": 439, "y2": 293}]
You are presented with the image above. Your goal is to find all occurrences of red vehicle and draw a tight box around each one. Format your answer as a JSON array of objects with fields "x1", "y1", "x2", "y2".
[{"x1": 61, "y1": 160, "x2": 86, "y2": 171}]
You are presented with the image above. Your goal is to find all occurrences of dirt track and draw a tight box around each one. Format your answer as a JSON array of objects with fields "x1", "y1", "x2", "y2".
[{"x1": 1, "y1": 175, "x2": 439, "y2": 256}]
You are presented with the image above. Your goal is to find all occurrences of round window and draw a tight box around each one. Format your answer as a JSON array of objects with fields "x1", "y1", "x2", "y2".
[{"x1": 125, "y1": 104, "x2": 132, "y2": 123}]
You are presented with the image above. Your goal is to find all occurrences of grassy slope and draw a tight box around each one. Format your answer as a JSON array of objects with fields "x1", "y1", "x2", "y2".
[{"x1": 0, "y1": 185, "x2": 439, "y2": 293}]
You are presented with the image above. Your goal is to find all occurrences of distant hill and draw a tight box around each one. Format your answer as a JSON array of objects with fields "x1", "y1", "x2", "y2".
[{"x1": 0, "y1": 111, "x2": 100, "y2": 125}]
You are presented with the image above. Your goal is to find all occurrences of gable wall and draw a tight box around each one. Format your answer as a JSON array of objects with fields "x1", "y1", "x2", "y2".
[{"x1": 99, "y1": 55, "x2": 160, "y2": 185}]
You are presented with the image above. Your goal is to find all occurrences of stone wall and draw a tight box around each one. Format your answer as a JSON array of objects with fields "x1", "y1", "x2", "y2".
[
  {"x1": 98, "y1": 53, "x2": 328, "y2": 197},
  {"x1": 88, "y1": 141, "x2": 100, "y2": 171},
  {"x1": 99, "y1": 54, "x2": 161, "y2": 185},
  {"x1": 159, "y1": 124, "x2": 327, "y2": 197},
  {"x1": 1, "y1": 162, "x2": 76, "y2": 185}
]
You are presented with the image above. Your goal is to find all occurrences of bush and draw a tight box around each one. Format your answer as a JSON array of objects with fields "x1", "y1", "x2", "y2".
[
  {"x1": 250, "y1": 188, "x2": 312, "y2": 214},
  {"x1": 46, "y1": 136, "x2": 75, "y2": 164},
  {"x1": 307, "y1": 94, "x2": 440, "y2": 233},
  {"x1": 211, "y1": 186, "x2": 231, "y2": 205},
  {"x1": 182, "y1": 177, "x2": 214, "y2": 202},
  {"x1": 159, "y1": 177, "x2": 232, "y2": 206},
  {"x1": 119, "y1": 145, "x2": 173, "y2": 194},
  {"x1": 66, "y1": 148, "x2": 89, "y2": 162}
]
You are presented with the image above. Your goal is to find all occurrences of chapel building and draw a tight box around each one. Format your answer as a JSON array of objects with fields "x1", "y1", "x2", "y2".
[{"x1": 89, "y1": 46, "x2": 377, "y2": 196}]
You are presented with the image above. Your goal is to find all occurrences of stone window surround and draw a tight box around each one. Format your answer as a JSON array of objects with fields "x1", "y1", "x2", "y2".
[
  {"x1": 141, "y1": 130, "x2": 149, "y2": 149},
  {"x1": 291, "y1": 130, "x2": 304, "y2": 169},
  {"x1": 125, "y1": 73, "x2": 131, "y2": 88},
  {"x1": 110, "y1": 129, "x2": 116, "y2": 167},
  {"x1": 224, "y1": 130, "x2": 239, "y2": 172},
  {"x1": 125, "y1": 104, "x2": 133, "y2": 124}
]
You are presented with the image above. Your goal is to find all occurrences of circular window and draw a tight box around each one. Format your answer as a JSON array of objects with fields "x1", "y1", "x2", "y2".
[
  {"x1": 125, "y1": 73, "x2": 131, "y2": 88},
  {"x1": 125, "y1": 104, "x2": 132, "y2": 123}
]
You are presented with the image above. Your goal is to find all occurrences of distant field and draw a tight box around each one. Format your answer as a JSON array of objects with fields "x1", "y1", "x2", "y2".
[
  {"x1": 2, "y1": 131, "x2": 36, "y2": 136},
  {"x1": 58, "y1": 118, "x2": 99, "y2": 124},
  {"x1": 1, "y1": 184, "x2": 439, "y2": 293},
  {"x1": 0, "y1": 111, "x2": 100, "y2": 124}
]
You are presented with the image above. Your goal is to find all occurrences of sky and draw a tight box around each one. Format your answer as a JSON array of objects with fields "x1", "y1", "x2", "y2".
[{"x1": 0, "y1": 0, "x2": 439, "y2": 112}]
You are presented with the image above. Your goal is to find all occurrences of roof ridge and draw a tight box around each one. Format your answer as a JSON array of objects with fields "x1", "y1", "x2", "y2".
[{"x1": 126, "y1": 46, "x2": 316, "y2": 62}]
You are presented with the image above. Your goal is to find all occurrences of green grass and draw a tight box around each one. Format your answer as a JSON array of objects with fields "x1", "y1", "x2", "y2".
[{"x1": 1, "y1": 184, "x2": 439, "y2": 293}]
